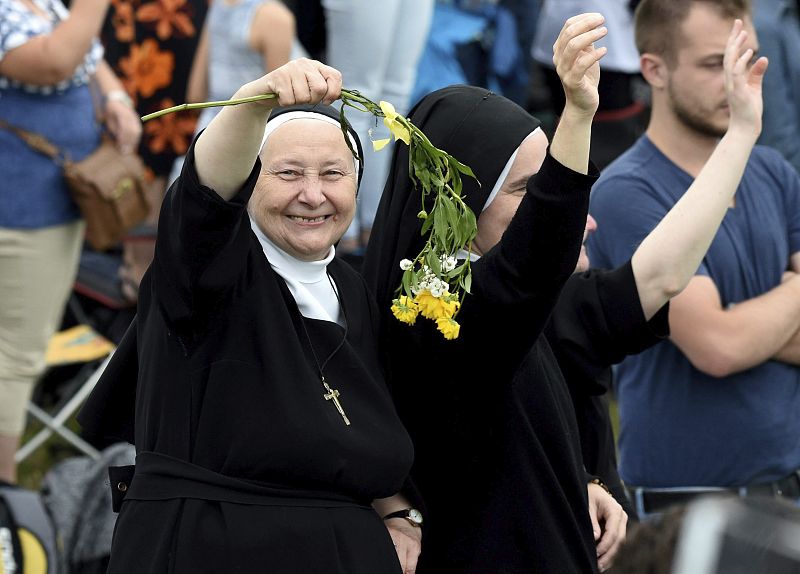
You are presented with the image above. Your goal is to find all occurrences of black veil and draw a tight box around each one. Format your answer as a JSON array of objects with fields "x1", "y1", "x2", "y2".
[{"x1": 362, "y1": 85, "x2": 541, "y2": 313}]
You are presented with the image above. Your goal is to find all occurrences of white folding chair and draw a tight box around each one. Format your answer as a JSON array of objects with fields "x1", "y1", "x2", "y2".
[{"x1": 16, "y1": 326, "x2": 114, "y2": 463}]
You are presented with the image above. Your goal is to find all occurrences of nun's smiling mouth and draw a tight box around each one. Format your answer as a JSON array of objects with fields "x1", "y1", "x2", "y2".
[{"x1": 287, "y1": 214, "x2": 331, "y2": 225}]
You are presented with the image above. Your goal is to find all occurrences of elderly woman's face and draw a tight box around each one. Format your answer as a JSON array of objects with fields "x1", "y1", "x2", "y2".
[{"x1": 250, "y1": 119, "x2": 357, "y2": 261}]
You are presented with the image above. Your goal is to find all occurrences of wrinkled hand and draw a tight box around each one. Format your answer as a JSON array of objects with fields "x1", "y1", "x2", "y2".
[
  {"x1": 385, "y1": 518, "x2": 422, "y2": 574},
  {"x1": 244, "y1": 57, "x2": 342, "y2": 110},
  {"x1": 587, "y1": 482, "x2": 627, "y2": 572},
  {"x1": 552, "y1": 12, "x2": 608, "y2": 117},
  {"x1": 724, "y1": 19, "x2": 768, "y2": 136},
  {"x1": 105, "y1": 100, "x2": 142, "y2": 155}
]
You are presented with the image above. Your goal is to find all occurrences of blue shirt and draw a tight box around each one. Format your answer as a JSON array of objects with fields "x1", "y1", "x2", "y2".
[
  {"x1": 0, "y1": 0, "x2": 103, "y2": 228},
  {"x1": 587, "y1": 135, "x2": 800, "y2": 487}
]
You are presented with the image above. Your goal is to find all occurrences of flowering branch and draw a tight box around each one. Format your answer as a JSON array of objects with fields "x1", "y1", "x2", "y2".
[{"x1": 140, "y1": 89, "x2": 478, "y2": 339}]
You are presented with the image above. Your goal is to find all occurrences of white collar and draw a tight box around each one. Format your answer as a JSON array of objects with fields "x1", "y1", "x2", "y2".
[{"x1": 249, "y1": 217, "x2": 342, "y2": 325}]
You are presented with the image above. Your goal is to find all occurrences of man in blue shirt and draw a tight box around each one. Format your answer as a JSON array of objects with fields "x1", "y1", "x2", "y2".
[{"x1": 588, "y1": 0, "x2": 800, "y2": 517}]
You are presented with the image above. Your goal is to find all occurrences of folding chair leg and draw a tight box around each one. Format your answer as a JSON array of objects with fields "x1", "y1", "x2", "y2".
[
  {"x1": 15, "y1": 353, "x2": 113, "y2": 463},
  {"x1": 16, "y1": 403, "x2": 100, "y2": 462}
]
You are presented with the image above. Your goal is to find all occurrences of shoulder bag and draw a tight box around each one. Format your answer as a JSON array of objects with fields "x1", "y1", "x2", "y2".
[{"x1": 0, "y1": 118, "x2": 148, "y2": 251}]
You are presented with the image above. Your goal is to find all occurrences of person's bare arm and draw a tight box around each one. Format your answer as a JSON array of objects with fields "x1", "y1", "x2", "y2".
[
  {"x1": 94, "y1": 59, "x2": 141, "y2": 153},
  {"x1": 632, "y1": 21, "x2": 768, "y2": 319},
  {"x1": 548, "y1": 12, "x2": 607, "y2": 175},
  {"x1": 790, "y1": 252, "x2": 800, "y2": 272},
  {"x1": 193, "y1": 58, "x2": 342, "y2": 199},
  {"x1": 0, "y1": 0, "x2": 110, "y2": 85},
  {"x1": 185, "y1": 19, "x2": 209, "y2": 103},
  {"x1": 773, "y1": 266, "x2": 800, "y2": 365},
  {"x1": 669, "y1": 274, "x2": 800, "y2": 377},
  {"x1": 251, "y1": 1, "x2": 295, "y2": 73}
]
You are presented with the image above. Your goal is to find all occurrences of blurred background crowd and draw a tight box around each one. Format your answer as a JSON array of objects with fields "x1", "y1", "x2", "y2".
[{"x1": 3, "y1": 0, "x2": 800, "y2": 572}]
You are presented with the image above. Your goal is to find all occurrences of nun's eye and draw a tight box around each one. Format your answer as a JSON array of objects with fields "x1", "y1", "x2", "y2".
[
  {"x1": 277, "y1": 169, "x2": 302, "y2": 179},
  {"x1": 322, "y1": 170, "x2": 345, "y2": 180}
]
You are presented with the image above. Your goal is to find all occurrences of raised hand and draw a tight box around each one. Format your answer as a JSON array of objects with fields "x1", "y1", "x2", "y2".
[
  {"x1": 724, "y1": 19, "x2": 768, "y2": 137},
  {"x1": 244, "y1": 57, "x2": 343, "y2": 110},
  {"x1": 194, "y1": 58, "x2": 344, "y2": 196},
  {"x1": 552, "y1": 13, "x2": 608, "y2": 118}
]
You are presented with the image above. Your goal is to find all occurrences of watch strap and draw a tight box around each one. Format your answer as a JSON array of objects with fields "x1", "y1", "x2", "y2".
[{"x1": 383, "y1": 508, "x2": 423, "y2": 526}]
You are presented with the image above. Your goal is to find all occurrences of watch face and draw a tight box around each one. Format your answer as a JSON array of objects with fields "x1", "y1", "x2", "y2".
[{"x1": 408, "y1": 509, "x2": 423, "y2": 524}]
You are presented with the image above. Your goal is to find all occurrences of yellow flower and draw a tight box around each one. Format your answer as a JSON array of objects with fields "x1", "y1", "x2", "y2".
[
  {"x1": 391, "y1": 296, "x2": 419, "y2": 325},
  {"x1": 414, "y1": 290, "x2": 443, "y2": 320},
  {"x1": 380, "y1": 101, "x2": 411, "y2": 145},
  {"x1": 436, "y1": 317, "x2": 461, "y2": 340},
  {"x1": 438, "y1": 294, "x2": 461, "y2": 319},
  {"x1": 415, "y1": 290, "x2": 460, "y2": 320},
  {"x1": 372, "y1": 138, "x2": 391, "y2": 151}
]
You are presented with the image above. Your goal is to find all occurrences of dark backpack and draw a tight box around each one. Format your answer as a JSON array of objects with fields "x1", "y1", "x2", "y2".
[{"x1": 0, "y1": 483, "x2": 59, "y2": 574}]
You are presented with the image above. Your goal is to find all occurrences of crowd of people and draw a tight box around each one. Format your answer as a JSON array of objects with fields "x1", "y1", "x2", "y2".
[{"x1": 3, "y1": 0, "x2": 800, "y2": 573}]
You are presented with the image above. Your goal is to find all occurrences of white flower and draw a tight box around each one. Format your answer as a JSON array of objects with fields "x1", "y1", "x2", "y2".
[
  {"x1": 441, "y1": 255, "x2": 458, "y2": 272},
  {"x1": 399, "y1": 259, "x2": 413, "y2": 271},
  {"x1": 430, "y1": 286, "x2": 443, "y2": 298}
]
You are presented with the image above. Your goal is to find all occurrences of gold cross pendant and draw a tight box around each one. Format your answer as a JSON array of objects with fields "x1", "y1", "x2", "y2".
[{"x1": 322, "y1": 377, "x2": 351, "y2": 426}]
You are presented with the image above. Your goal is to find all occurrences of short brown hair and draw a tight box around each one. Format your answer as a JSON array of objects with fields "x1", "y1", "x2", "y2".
[{"x1": 634, "y1": 0, "x2": 751, "y2": 64}]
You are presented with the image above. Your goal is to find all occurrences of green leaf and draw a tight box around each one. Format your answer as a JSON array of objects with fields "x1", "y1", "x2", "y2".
[
  {"x1": 421, "y1": 213, "x2": 434, "y2": 235},
  {"x1": 426, "y1": 251, "x2": 441, "y2": 275},
  {"x1": 338, "y1": 105, "x2": 361, "y2": 162},
  {"x1": 462, "y1": 273, "x2": 472, "y2": 294},
  {"x1": 463, "y1": 208, "x2": 477, "y2": 241},
  {"x1": 455, "y1": 160, "x2": 476, "y2": 179},
  {"x1": 433, "y1": 209, "x2": 449, "y2": 244}
]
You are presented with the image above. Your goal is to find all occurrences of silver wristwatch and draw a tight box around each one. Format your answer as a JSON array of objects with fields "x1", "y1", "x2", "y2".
[{"x1": 383, "y1": 508, "x2": 424, "y2": 527}]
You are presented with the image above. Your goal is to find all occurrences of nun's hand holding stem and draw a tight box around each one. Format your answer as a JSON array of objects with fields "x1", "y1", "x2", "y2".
[
  {"x1": 235, "y1": 57, "x2": 343, "y2": 110},
  {"x1": 552, "y1": 12, "x2": 608, "y2": 119}
]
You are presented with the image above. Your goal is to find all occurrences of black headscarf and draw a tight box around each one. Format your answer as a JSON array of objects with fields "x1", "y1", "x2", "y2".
[{"x1": 362, "y1": 85, "x2": 541, "y2": 312}]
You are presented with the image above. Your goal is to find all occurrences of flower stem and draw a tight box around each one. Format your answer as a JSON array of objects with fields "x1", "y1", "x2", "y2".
[
  {"x1": 140, "y1": 86, "x2": 477, "y2": 339},
  {"x1": 140, "y1": 93, "x2": 278, "y2": 122}
]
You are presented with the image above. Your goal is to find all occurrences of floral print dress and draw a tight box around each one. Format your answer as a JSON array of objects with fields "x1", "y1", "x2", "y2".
[{"x1": 101, "y1": 0, "x2": 209, "y2": 178}]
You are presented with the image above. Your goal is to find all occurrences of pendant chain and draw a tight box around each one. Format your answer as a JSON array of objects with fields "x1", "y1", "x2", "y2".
[{"x1": 298, "y1": 273, "x2": 351, "y2": 426}]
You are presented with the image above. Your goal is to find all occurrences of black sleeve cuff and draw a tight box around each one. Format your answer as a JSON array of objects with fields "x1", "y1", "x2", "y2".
[
  {"x1": 597, "y1": 260, "x2": 670, "y2": 355},
  {"x1": 530, "y1": 152, "x2": 600, "y2": 202}
]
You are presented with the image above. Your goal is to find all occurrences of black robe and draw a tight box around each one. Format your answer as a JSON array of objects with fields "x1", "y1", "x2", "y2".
[
  {"x1": 547, "y1": 262, "x2": 670, "y2": 519},
  {"x1": 79, "y1": 146, "x2": 413, "y2": 574},
  {"x1": 364, "y1": 85, "x2": 599, "y2": 573}
]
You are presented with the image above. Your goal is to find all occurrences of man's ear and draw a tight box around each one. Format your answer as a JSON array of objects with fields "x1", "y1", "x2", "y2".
[{"x1": 640, "y1": 53, "x2": 668, "y2": 89}]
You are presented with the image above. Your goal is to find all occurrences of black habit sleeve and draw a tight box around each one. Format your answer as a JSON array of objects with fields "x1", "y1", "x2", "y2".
[
  {"x1": 454, "y1": 153, "x2": 598, "y2": 373},
  {"x1": 545, "y1": 260, "x2": 669, "y2": 518},
  {"x1": 546, "y1": 260, "x2": 669, "y2": 396},
  {"x1": 78, "y1": 141, "x2": 262, "y2": 445},
  {"x1": 152, "y1": 141, "x2": 261, "y2": 328}
]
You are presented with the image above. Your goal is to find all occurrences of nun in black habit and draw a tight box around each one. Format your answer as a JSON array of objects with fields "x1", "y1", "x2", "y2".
[
  {"x1": 78, "y1": 59, "x2": 422, "y2": 573},
  {"x1": 362, "y1": 13, "x2": 626, "y2": 573}
]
